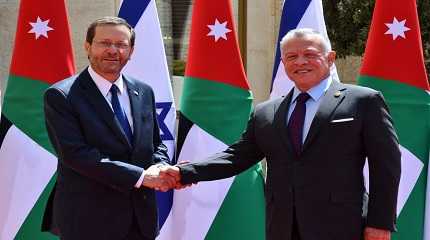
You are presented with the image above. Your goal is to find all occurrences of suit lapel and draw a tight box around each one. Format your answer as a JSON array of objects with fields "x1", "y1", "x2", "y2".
[
  {"x1": 273, "y1": 89, "x2": 295, "y2": 156},
  {"x1": 123, "y1": 77, "x2": 144, "y2": 148},
  {"x1": 78, "y1": 68, "x2": 131, "y2": 148},
  {"x1": 302, "y1": 82, "x2": 346, "y2": 152}
]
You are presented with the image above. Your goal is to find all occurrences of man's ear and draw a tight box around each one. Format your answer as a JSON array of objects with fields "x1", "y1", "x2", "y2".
[
  {"x1": 84, "y1": 42, "x2": 91, "y2": 55},
  {"x1": 128, "y1": 46, "x2": 134, "y2": 60},
  {"x1": 327, "y1": 51, "x2": 336, "y2": 66}
]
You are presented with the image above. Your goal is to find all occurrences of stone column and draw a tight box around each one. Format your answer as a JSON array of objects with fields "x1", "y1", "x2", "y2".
[
  {"x1": 171, "y1": 0, "x2": 192, "y2": 62},
  {"x1": 155, "y1": 0, "x2": 173, "y2": 76},
  {"x1": 246, "y1": 0, "x2": 282, "y2": 104},
  {"x1": 0, "y1": 0, "x2": 19, "y2": 106}
]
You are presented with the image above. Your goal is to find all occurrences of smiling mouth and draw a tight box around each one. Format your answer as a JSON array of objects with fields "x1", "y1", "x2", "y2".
[
  {"x1": 295, "y1": 69, "x2": 311, "y2": 74},
  {"x1": 103, "y1": 59, "x2": 119, "y2": 62}
]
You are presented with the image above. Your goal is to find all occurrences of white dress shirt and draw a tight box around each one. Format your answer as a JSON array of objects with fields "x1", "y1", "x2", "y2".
[
  {"x1": 88, "y1": 66, "x2": 145, "y2": 188},
  {"x1": 287, "y1": 76, "x2": 332, "y2": 144},
  {"x1": 88, "y1": 66, "x2": 133, "y2": 131}
]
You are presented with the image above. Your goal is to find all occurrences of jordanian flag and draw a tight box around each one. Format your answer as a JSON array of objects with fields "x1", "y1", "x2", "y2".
[
  {"x1": 357, "y1": 0, "x2": 430, "y2": 239},
  {"x1": 157, "y1": 1, "x2": 265, "y2": 239},
  {"x1": 0, "y1": 0, "x2": 75, "y2": 239}
]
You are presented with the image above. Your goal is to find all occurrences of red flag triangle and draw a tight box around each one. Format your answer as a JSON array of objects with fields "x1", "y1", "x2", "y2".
[
  {"x1": 185, "y1": 0, "x2": 249, "y2": 90},
  {"x1": 360, "y1": 0, "x2": 429, "y2": 91},
  {"x1": 9, "y1": 0, "x2": 76, "y2": 84}
]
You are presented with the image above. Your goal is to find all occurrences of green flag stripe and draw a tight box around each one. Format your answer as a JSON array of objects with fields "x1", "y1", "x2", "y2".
[
  {"x1": 358, "y1": 75, "x2": 430, "y2": 240},
  {"x1": 181, "y1": 77, "x2": 253, "y2": 145},
  {"x1": 2, "y1": 74, "x2": 53, "y2": 154},
  {"x1": 206, "y1": 167, "x2": 265, "y2": 240},
  {"x1": 180, "y1": 77, "x2": 265, "y2": 239},
  {"x1": 358, "y1": 75, "x2": 429, "y2": 163},
  {"x1": 393, "y1": 173, "x2": 426, "y2": 239},
  {"x1": 358, "y1": 75, "x2": 429, "y2": 104},
  {"x1": 2, "y1": 75, "x2": 57, "y2": 239}
]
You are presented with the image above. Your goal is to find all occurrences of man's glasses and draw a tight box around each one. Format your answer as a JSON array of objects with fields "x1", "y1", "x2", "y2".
[{"x1": 92, "y1": 40, "x2": 130, "y2": 50}]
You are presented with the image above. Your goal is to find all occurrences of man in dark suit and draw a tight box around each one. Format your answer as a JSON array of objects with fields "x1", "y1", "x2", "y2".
[
  {"x1": 163, "y1": 28, "x2": 401, "y2": 240},
  {"x1": 41, "y1": 17, "x2": 174, "y2": 240}
]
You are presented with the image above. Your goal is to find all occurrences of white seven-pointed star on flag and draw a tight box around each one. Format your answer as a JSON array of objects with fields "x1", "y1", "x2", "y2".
[
  {"x1": 384, "y1": 17, "x2": 411, "y2": 40},
  {"x1": 28, "y1": 17, "x2": 54, "y2": 40},
  {"x1": 207, "y1": 19, "x2": 232, "y2": 42}
]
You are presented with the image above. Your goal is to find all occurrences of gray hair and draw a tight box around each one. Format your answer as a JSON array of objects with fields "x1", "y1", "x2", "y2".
[{"x1": 280, "y1": 28, "x2": 331, "y2": 56}]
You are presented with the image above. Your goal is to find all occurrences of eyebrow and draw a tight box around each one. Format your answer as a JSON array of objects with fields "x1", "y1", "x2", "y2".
[{"x1": 285, "y1": 49, "x2": 320, "y2": 54}]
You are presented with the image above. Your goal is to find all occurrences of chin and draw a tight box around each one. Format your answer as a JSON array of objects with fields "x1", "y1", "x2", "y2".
[{"x1": 102, "y1": 67, "x2": 121, "y2": 73}]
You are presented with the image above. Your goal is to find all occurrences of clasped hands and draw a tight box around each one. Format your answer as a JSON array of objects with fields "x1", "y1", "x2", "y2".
[{"x1": 142, "y1": 164, "x2": 190, "y2": 192}]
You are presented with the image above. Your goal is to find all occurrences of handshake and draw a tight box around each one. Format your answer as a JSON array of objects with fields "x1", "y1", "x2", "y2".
[{"x1": 142, "y1": 164, "x2": 191, "y2": 192}]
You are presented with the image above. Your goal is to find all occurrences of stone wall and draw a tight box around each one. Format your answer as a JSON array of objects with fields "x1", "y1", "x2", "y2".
[
  {"x1": 0, "y1": 0, "x2": 19, "y2": 104},
  {"x1": 335, "y1": 56, "x2": 362, "y2": 84}
]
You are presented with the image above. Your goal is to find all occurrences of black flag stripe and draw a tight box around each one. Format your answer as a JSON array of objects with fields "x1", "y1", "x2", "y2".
[
  {"x1": 176, "y1": 112, "x2": 194, "y2": 160},
  {"x1": 0, "y1": 114, "x2": 12, "y2": 147}
]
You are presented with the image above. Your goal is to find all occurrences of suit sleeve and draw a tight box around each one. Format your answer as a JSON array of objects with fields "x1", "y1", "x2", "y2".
[
  {"x1": 44, "y1": 87, "x2": 143, "y2": 192},
  {"x1": 180, "y1": 110, "x2": 265, "y2": 184},
  {"x1": 363, "y1": 92, "x2": 401, "y2": 231}
]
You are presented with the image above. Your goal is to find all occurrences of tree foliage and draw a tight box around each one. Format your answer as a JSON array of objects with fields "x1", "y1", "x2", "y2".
[{"x1": 323, "y1": 0, "x2": 430, "y2": 75}]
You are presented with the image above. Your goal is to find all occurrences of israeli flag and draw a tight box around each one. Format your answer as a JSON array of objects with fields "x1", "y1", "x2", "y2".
[
  {"x1": 119, "y1": 0, "x2": 176, "y2": 229},
  {"x1": 270, "y1": 0, "x2": 338, "y2": 98}
]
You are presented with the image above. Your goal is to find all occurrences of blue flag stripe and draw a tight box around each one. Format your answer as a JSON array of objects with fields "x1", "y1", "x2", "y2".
[
  {"x1": 118, "y1": 0, "x2": 174, "y2": 230},
  {"x1": 118, "y1": 0, "x2": 151, "y2": 27},
  {"x1": 271, "y1": 0, "x2": 312, "y2": 89}
]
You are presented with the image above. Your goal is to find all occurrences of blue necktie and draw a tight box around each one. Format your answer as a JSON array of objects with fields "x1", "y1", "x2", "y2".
[
  {"x1": 110, "y1": 84, "x2": 133, "y2": 145},
  {"x1": 288, "y1": 92, "x2": 310, "y2": 155}
]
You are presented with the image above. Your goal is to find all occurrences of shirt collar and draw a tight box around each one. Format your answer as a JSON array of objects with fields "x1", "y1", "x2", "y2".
[
  {"x1": 292, "y1": 75, "x2": 332, "y2": 103},
  {"x1": 88, "y1": 65, "x2": 125, "y2": 97}
]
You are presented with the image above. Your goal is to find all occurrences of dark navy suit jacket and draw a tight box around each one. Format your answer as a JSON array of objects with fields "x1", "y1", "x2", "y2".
[
  {"x1": 180, "y1": 81, "x2": 401, "y2": 240},
  {"x1": 42, "y1": 68, "x2": 169, "y2": 240}
]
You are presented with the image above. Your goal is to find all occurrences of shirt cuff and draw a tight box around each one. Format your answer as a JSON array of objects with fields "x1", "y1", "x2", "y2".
[{"x1": 134, "y1": 170, "x2": 145, "y2": 188}]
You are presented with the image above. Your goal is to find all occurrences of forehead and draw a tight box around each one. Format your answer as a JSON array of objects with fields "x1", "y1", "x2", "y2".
[
  {"x1": 283, "y1": 36, "x2": 325, "y2": 54},
  {"x1": 93, "y1": 24, "x2": 131, "y2": 40}
]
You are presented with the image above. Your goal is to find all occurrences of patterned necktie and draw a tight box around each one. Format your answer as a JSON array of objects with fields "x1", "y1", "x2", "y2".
[
  {"x1": 110, "y1": 84, "x2": 133, "y2": 145},
  {"x1": 288, "y1": 92, "x2": 310, "y2": 155}
]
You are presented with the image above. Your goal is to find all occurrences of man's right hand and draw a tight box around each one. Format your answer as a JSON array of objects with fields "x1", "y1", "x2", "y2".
[
  {"x1": 159, "y1": 165, "x2": 187, "y2": 189},
  {"x1": 159, "y1": 165, "x2": 195, "y2": 190},
  {"x1": 142, "y1": 165, "x2": 177, "y2": 192},
  {"x1": 142, "y1": 164, "x2": 193, "y2": 191}
]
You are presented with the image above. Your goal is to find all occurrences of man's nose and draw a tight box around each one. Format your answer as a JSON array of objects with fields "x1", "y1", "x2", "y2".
[
  {"x1": 294, "y1": 55, "x2": 308, "y2": 64},
  {"x1": 105, "y1": 45, "x2": 119, "y2": 53}
]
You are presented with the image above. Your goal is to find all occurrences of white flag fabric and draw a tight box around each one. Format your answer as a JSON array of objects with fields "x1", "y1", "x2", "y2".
[{"x1": 119, "y1": 0, "x2": 176, "y2": 229}]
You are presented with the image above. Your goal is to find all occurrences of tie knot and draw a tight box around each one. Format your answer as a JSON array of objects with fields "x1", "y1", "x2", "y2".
[
  {"x1": 296, "y1": 92, "x2": 310, "y2": 104},
  {"x1": 110, "y1": 84, "x2": 119, "y2": 95}
]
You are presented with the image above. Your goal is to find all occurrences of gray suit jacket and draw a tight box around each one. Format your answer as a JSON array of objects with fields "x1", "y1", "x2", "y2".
[
  {"x1": 180, "y1": 81, "x2": 401, "y2": 240},
  {"x1": 41, "y1": 68, "x2": 169, "y2": 240}
]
